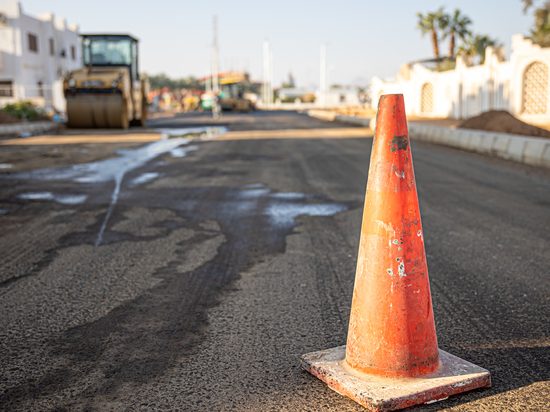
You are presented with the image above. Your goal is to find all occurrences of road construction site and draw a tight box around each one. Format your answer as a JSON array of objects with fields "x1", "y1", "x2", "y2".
[{"x1": 0, "y1": 110, "x2": 549, "y2": 411}]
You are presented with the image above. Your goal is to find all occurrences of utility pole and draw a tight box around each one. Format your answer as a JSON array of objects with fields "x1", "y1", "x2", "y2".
[
  {"x1": 269, "y1": 50, "x2": 273, "y2": 109},
  {"x1": 320, "y1": 44, "x2": 326, "y2": 108},
  {"x1": 328, "y1": 64, "x2": 335, "y2": 107},
  {"x1": 263, "y1": 39, "x2": 268, "y2": 109},
  {"x1": 212, "y1": 15, "x2": 220, "y2": 119},
  {"x1": 263, "y1": 39, "x2": 272, "y2": 110},
  {"x1": 205, "y1": 64, "x2": 211, "y2": 93}
]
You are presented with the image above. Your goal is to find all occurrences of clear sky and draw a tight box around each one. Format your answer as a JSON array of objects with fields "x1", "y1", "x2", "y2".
[{"x1": 21, "y1": 0, "x2": 533, "y2": 88}]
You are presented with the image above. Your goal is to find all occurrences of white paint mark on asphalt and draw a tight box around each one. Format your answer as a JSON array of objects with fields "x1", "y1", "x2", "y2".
[
  {"x1": 157, "y1": 126, "x2": 228, "y2": 141},
  {"x1": 170, "y1": 146, "x2": 199, "y2": 158},
  {"x1": 265, "y1": 203, "x2": 347, "y2": 227},
  {"x1": 10, "y1": 136, "x2": 201, "y2": 247},
  {"x1": 0, "y1": 163, "x2": 13, "y2": 169},
  {"x1": 17, "y1": 192, "x2": 87, "y2": 205},
  {"x1": 55, "y1": 194, "x2": 88, "y2": 205},
  {"x1": 74, "y1": 139, "x2": 192, "y2": 184},
  {"x1": 238, "y1": 188, "x2": 271, "y2": 198},
  {"x1": 242, "y1": 183, "x2": 265, "y2": 189},
  {"x1": 232, "y1": 187, "x2": 348, "y2": 228},
  {"x1": 95, "y1": 172, "x2": 122, "y2": 248},
  {"x1": 18, "y1": 192, "x2": 54, "y2": 200},
  {"x1": 270, "y1": 192, "x2": 309, "y2": 200},
  {"x1": 131, "y1": 172, "x2": 160, "y2": 186}
]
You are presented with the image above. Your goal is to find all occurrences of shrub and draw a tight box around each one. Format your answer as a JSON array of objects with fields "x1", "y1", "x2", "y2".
[{"x1": 1, "y1": 101, "x2": 40, "y2": 120}]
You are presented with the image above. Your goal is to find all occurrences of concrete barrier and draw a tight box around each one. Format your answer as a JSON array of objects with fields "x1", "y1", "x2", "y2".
[
  {"x1": 307, "y1": 110, "x2": 337, "y2": 122},
  {"x1": 308, "y1": 111, "x2": 550, "y2": 169},
  {"x1": 408, "y1": 123, "x2": 550, "y2": 169},
  {"x1": 0, "y1": 121, "x2": 58, "y2": 136},
  {"x1": 334, "y1": 115, "x2": 371, "y2": 128},
  {"x1": 307, "y1": 110, "x2": 371, "y2": 128}
]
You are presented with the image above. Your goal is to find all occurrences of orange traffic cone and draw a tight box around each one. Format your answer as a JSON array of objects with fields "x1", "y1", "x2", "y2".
[{"x1": 301, "y1": 94, "x2": 490, "y2": 411}]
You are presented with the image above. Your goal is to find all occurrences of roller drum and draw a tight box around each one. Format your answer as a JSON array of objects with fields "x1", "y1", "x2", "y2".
[{"x1": 66, "y1": 96, "x2": 128, "y2": 129}]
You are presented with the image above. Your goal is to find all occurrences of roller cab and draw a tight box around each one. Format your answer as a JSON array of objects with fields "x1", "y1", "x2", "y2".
[{"x1": 64, "y1": 34, "x2": 148, "y2": 129}]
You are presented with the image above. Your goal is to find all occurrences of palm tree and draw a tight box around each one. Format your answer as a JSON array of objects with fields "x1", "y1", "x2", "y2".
[
  {"x1": 475, "y1": 35, "x2": 500, "y2": 64},
  {"x1": 522, "y1": 0, "x2": 550, "y2": 46},
  {"x1": 440, "y1": 9, "x2": 472, "y2": 57},
  {"x1": 458, "y1": 34, "x2": 499, "y2": 64},
  {"x1": 529, "y1": 23, "x2": 550, "y2": 46},
  {"x1": 457, "y1": 33, "x2": 476, "y2": 63},
  {"x1": 531, "y1": 3, "x2": 550, "y2": 45},
  {"x1": 416, "y1": 7, "x2": 445, "y2": 59}
]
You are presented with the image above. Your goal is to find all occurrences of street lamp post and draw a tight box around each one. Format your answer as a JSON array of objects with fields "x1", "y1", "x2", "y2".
[
  {"x1": 212, "y1": 15, "x2": 220, "y2": 119},
  {"x1": 320, "y1": 44, "x2": 327, "y2": 108},
  {"x1": 263, "y1": 39, "x2": 273, "y2": 110}
]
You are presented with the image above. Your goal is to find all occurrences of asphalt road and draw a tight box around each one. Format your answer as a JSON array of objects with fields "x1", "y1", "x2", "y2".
[{"x1": 0, "y1": 111, "x2": 549, "y2": 411}]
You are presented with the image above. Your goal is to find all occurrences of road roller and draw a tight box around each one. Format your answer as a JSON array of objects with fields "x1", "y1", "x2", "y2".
[{"x1": 64, "y1": 34, "x2": 148, "y2": 129}]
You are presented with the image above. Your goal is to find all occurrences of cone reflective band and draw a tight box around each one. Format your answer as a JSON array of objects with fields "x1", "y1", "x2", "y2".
[{"x1": 301, "y1": 95, "x2": 490, "y2": 411}]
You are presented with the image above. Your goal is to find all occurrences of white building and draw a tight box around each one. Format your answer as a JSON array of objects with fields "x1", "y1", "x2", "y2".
[
  {"x1": 315, "y1": 88, "x2": 360, "y2": 107},
  {"x1": 371, "y1": 34, "x2": 550, "y2": 126},
  {"x1": 0, "y1": 1, "x2": 81, "y2": 112}
]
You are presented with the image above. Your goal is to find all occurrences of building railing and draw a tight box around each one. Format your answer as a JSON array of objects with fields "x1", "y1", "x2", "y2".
[{"x1": 0, "y1": 83, "x2": 60, "y2": 109}]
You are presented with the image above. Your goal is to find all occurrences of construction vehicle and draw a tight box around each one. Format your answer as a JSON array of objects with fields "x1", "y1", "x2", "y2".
[
  {"x1": 63, "y1": 34, "x2": 148, "y2": 128},
  {"x1": 219, "y1": 73, "x2": 254, "y2": 111},
  {"x1": 198, "y1": 72, "x2": 255, "y2": 112}
]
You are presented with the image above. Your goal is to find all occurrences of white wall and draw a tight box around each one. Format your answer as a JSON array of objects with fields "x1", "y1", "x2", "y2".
[
  {"x1": 0, "y1": 1, "x2": 80, "y2": 111},
  {"x1": 371, "y1": 35, "x2": 550, "y2": 125},
  {"x1": 313, "y1": 89, "x2": 360, "y2": 108}
]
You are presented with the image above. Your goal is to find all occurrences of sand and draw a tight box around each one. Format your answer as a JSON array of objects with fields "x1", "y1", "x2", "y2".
[{"x1": 458, "y1": 110, "x2": 550, "y2": 138}]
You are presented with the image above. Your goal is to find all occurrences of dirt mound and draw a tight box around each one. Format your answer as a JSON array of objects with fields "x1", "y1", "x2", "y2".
[
  {"x1": 31, "y1": 114, "x2": 51, "y2": 122},
  {"x1": 0, "y1": 111, "x2": 21, "y2": 124},
  {"x1": 458, "y1": 110, "x2": 550, "y2": 138}
]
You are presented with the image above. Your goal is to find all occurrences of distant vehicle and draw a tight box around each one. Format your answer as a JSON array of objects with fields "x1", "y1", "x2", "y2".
[
  {"x1": 63, "y1": 34, "x2": 148, "y2": 128},
  {"x1": 200, "y1": 92, "x2": 215, "y2": 110},
  {"x1": 219, "y1": 73, "x2": 254, "y2": 112}
]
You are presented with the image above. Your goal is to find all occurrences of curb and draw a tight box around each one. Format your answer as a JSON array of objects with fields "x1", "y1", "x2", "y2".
[
  {"x1": 307, "y1": 110, "x2": 371, "y2": 128},
  {"x1": 408, "y1": 123, "x2": 550, "y2": 169},
  {"x1": 0, "y1": 121, "x2": 58, "y2": 136},
  {"x1": 306, "y1": 110, "x2": 550, "y2": 169}
]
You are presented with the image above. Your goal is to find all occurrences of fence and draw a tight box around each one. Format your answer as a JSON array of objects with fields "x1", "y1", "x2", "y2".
[{"x1": 0, "y1": 81, "x2": 65, "y2": 111}]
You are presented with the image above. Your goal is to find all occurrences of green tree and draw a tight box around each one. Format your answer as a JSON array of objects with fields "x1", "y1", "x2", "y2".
[
  {"x1": 144, "y1": 73, "x2": 204, "y2": 91},
  {"x1": 522, "y1": 0, "x2": 550, "y2": 46},
  {"x1": 416, "y1": 7, "x2": 446, "y2": 58},
  {"x1": 440, "y1": 9, "x2": 472, "y2": 57},
  {"x1": 458, "y1": 33, "x2": 499, "y2": 64}
]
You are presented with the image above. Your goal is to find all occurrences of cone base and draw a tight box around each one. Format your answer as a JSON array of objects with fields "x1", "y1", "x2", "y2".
[{"x1": 301, "y1": 346, "x2": 490, "y2": 411}]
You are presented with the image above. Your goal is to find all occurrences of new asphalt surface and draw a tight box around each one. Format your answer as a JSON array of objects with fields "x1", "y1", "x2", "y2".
[{"x1": 0, "y1": 111, "x2": 549, "y2": 411}]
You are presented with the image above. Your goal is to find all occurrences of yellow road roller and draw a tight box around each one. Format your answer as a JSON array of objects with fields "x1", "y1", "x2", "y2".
[
  {"x1": 219, "y1": 73, "x2": 254, "y2": 112},
  {"x1": 64, "y1": 34, "x2": 148, "y2": 129}
]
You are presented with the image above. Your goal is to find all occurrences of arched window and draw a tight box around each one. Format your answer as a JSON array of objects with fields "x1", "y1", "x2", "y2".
[
  {"x1": 522, "y1": 61, "x2": 548, "y2": 114},
  {"x1": 421, "y1": 83, "x2": 434, "y2": 114}
]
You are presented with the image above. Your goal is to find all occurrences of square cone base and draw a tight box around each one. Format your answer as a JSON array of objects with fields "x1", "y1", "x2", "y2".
[{"x1": 301, "y1": 346, "x2": 490, "y2": 411}]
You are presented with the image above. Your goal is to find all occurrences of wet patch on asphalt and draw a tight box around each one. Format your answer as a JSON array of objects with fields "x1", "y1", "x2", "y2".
[{"x1": 0, "y1": 133, "x2": 355, "y2": 410}]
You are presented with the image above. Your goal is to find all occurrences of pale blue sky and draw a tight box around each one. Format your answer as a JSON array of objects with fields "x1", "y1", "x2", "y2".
[{"x1": 21, "y1": 0, "x2": 533, "y2": 88}]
